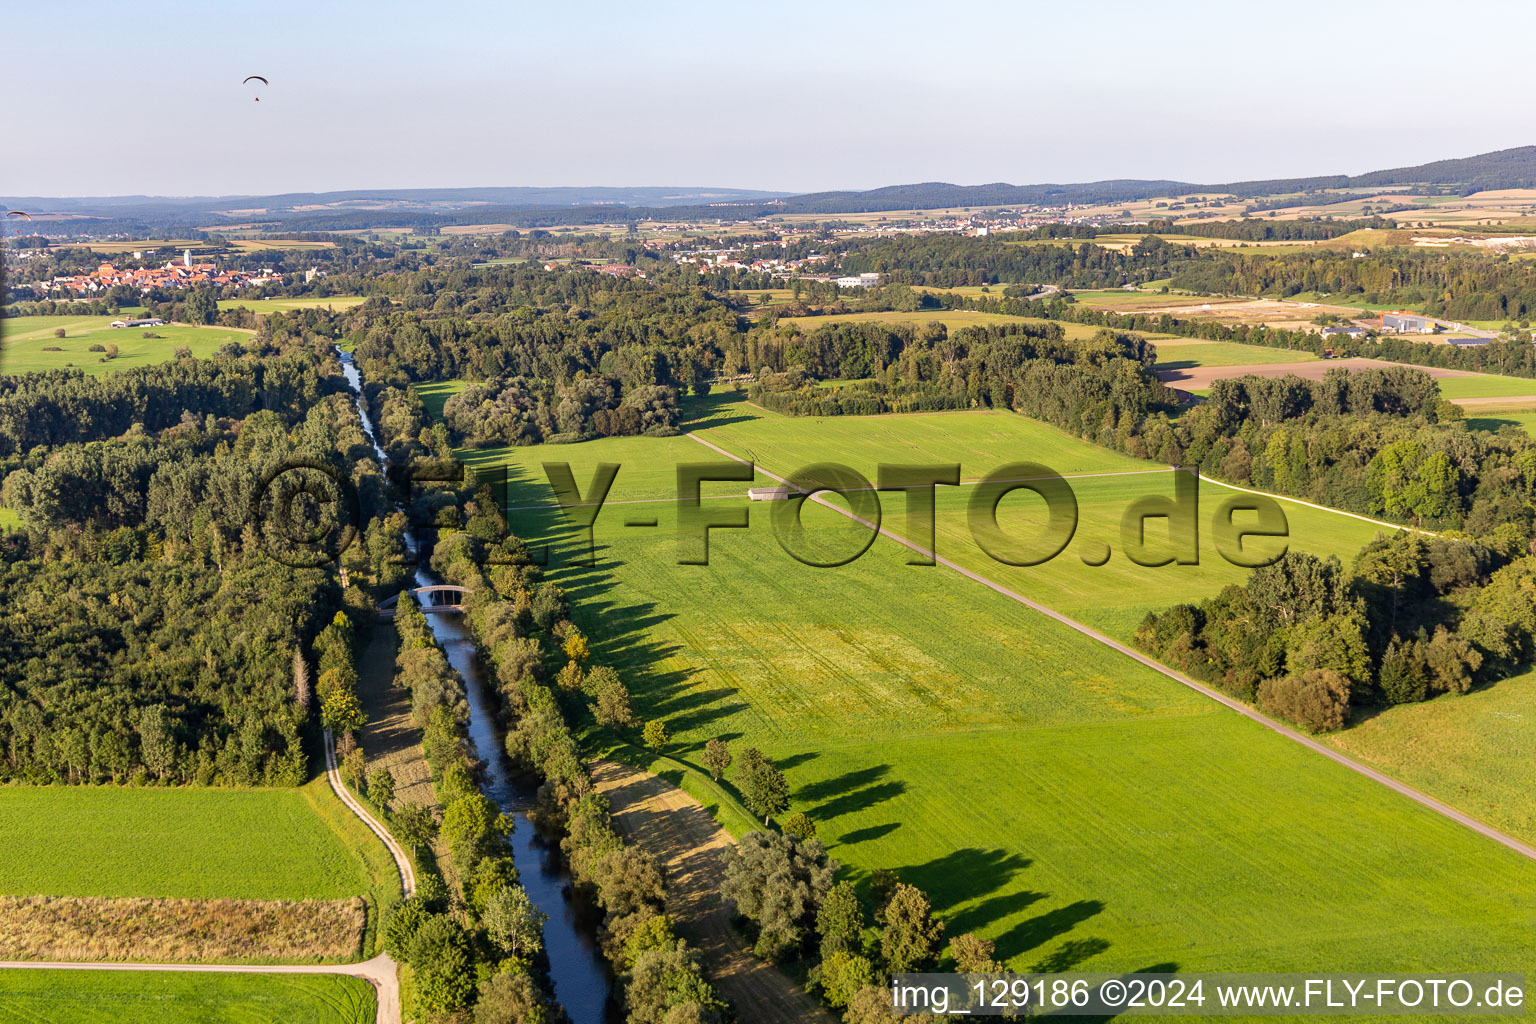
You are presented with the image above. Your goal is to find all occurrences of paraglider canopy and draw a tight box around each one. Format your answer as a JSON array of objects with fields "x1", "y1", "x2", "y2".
[
  {"x1": 243, "y1": 75, "x2": 268, "y2": 101},
  {"x1": 5, "y1": 211, "x2": 30, "y2": 220}
]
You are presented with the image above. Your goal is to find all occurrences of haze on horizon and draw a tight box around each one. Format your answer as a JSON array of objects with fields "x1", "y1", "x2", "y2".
[{"x1": 8, "y1": 0, "x2": 1535, "y2": 198}]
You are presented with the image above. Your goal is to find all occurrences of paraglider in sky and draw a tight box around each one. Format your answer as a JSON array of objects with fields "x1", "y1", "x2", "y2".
[
  {"x1": 243, "y1": 75, "x2": 268, "y2": 101},
  {"x1": 6, "y1": 211, "x2": 30, "y2": 220}
]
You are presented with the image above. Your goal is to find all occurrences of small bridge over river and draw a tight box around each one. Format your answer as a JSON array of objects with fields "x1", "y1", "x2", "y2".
[{"x1": 378, "y1": 585, "x2": 471, "y2": 618}]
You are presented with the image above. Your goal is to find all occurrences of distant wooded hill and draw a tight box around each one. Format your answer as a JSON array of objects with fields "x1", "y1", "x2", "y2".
[{"x1": 9, "y1": 146, "x2": 1536, "y2": 234}]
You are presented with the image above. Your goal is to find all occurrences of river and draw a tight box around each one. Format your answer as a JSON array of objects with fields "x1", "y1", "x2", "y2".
[{"x1": 338, "y1": 349, "x2": 617, "y2": 1024}]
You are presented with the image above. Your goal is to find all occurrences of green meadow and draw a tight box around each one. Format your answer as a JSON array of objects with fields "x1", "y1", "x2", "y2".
[
  {"x1": 0, "y1": 778, "x2": 394, "y2": 902},
  {"x1": 1465, "y1": 406, "x2": 1536, "y2": 435},
  {"x1": 0, "y1": 315, "x2": 248, "y2": 376},
  {"x1": 1152, "y1": 339, "x2": 1319, "y2": 369},
  {"x1": 444, "y1": 398, "x2": 1536, "y2": 977},
  {"x1": 217, "y1": 296, "x2": 366, "y2": 314},
  {"x1": 775, "y1": 309, "x2": 1129, "y2": 341},
  {"x1": 0, "y1": 970, "x2": 374, "y2": 1024},
  {"x1": 1436, "y1": 374, "x2": 1536, "y2": 400}
]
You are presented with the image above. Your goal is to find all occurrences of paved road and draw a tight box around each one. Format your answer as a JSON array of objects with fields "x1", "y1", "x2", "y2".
[
  {"x1": 0, "y1": 736, "x2": 414, "y2": 1024},
  {"x1": 593, "y1": 761, "x2": 835, "y2": 1024},
  {"x1": 686, "y1": 431, "x2": 1536, "y2": 867}
]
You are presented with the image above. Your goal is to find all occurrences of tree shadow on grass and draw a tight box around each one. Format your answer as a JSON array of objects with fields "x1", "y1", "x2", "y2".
[
  {"x1": 812, "y1": 780, "x2": 907, "y2": 821},
  {"x1": 1028, "y1": 937, "x2": 1112, "y2": 973},
  {"x1": 794, "y1": 764, "x2": 892, "y2": 804},
  {"x1": 994, "y1": 899, "x2": 1106, "y2": 962},
  {"x1": 838, "y1": 822, "x2": 901, "y2": 845}
]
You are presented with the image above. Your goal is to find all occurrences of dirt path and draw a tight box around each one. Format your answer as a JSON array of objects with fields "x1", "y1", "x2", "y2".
[
  {"x1": 592, "y1": 761, "x2": 835, "y2": 1024},
  {"x1": 686, "y1": 431, "x2": 1536, "y2": 867}
]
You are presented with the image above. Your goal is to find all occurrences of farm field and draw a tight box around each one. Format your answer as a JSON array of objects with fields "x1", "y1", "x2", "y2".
[
  {"x1": 776, "y1": 309, "x2": 1145, "y2": 341},
  {"x1": 1153, "y1": 356, "x2": 1506, "y2": 392},
  {"x1": 0, "y1": 970, "x2": 374, "y2": 1024},
  {"x1": 443, "y1": 400, "x2": 1536, "y2": 978},
  {"x1": 0, "y1": 314, "x2": 247, "y2": 375},
  {"x1": 217, "y1": 296, "x2": 366, "y2": 314},
  {"x1": 0, "y1": 777, "x2": 393, "y2": 903},
  {"x1": 1151, "y1": 339, "x2": 1319, "y2": 368}
]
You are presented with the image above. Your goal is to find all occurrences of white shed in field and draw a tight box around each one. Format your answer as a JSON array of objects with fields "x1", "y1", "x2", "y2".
[{"x1": 748, "y1": 486, "x2": 795, "y2": 501}]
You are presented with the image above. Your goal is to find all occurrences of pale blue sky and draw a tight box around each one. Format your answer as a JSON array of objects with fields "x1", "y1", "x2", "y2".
[{"x1": 6, "y1": 0, "x2": 1534, "y2": 196}]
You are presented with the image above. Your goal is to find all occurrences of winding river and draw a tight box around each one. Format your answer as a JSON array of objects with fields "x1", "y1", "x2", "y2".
[{"x1": 339, "y1": 350, "x2": 617, "y2": 1024}]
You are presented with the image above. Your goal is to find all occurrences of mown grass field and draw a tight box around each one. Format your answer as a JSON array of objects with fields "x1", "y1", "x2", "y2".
[
  {"x1": 444, "y1": 398, "x2": 1536, "y2": 977},
  {"x1": 1465, "y1": 405, "x2": 1536, "y2": 435},
  {"x1": 217, "y1": 296, "x2": 366, "y2": 314},
  {"x1": 0, "y1": 778, "x2": 392, "y2": 903},
  {"x1": 0, "y1": 970, "x2": 374, "y2": 1024},
  {"x1": 1436, "y1": 374, "x2": 1536, "y2": 400},
  {"x1": 0, "y1": 315, "x2": 247, "y2": 376},
  {"x1": 775, "y1": 309, "x2": 1126, "y2": 341},
  {"x1": 1151, "y1": 339, "x2": 1319, "y2": 369}
]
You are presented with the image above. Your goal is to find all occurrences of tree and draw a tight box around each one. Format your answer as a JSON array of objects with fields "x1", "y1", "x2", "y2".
[
  {"x1": 950, "y1": 932, "x2": 1002, "y2": 973},
  {"x1": 367, "y1": 766, "x2": 396, "y2": 807},
  {"x1": 409, "y1": 914, "x2": 475, "y2": 1014},
  {"x1": 183, "y1": 286, "x2": 219, "y2": 325},
  {"x1": 881, "y1": 883, "x2": 945, "y2": 973},
  {"x1": 623, "y1": 913, "x2": 678, "y2": 967},
  {"x1": 441, "y1": 792, "x2": 514, "y2": 869},
  {"x1": 562, "y1": 629, "x2": 590, "y2": 663},
  {"x1": 816, "y1": 880, "x2": 865, "y2": 960},
  {"x1": 396, "y1": 804, "x2": 439, "y2": 850},
  {"x1": 870, "y1": 868, "x2": 900, "y2": 926},
  {"x1": 475, "y1": 970, "x2": 548, "y2": 1024},
  {"x1": 137, "y1": 704, "x2": 177, "y2": 780},
  {"x1": 643, "y1": 719, "x2": 669, "y2": 750},
  {"x1": 382, "y1": 896, "x2": 427, "y2": 960},
  {"x1": 702, "y1": 738, "x2": 731, "y2": 781},
  {"x1": 1256, "y1": 669, "x2": 1351, "y2": 733},
  {"x1": 320, "y1": 689, "x2": 367, "y2": 735},
  {"x1": 735, "y1": 747, "x2": 789, "y2": 823},
  {"x1": 292, "y1": 648, "x2": 312, "y2": 712},
  {"x1": 811, "y1": 950, "x2": 874, "y2": 1009},
  {"x1": 589, "y1": 668, "x2": 637, "y2": 729},
  {"x1": 624, "y1": 944, "x2": 725, "y2": 1024},
  {"x1": 341, "y1": 747, "x2": 366, "y2": 790},
  {"x1": 483, "y1": 883, "x2": 548, "y2": 962},
  {"x1": 720, "y1": 831, "x2": 838, "y2": 961},
  {"x1": 783, "y1": 811, "x2": 817, "y2": 842}
]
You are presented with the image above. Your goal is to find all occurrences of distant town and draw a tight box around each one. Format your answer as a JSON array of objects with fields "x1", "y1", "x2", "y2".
[{"x1": 28, "y1": 249, "x2": 284, "y2": 298}]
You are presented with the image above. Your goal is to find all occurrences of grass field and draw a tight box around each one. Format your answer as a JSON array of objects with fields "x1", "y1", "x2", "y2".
[
  {"x1": 1465, "y1": 405, "x2": 1536, "y2": 434},
  {"x1": 775, "y1": 309, "x2": 1148, "y2": 341},
  {"x1": 0, "y1": 507, "x2": 18, "y2": 532},
  {"x1": 0, "y1": 778, "x2": 393, "y2": 903},
  {"x1": 444, "y1": 398, "x2": 1536, "y2": 977},
  {"x1": 0, "y1": 970, "x2": 374, "y2": 1024},
  {"x1": 1152, "y1": 339, "x2": 1319, "y2": 369},
  {"x1": 0, "y1": 314, "x2": 248, "y2": 376},
  {"x1": 1435, "y1": 375, "x2": 1536, "y2": 400},
  {"x1": 217, "y1": 296, "x2": 366, "y2": 314},
  {"x1": 414, "y1": 380, "x2": 467, "y2": 420}
]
